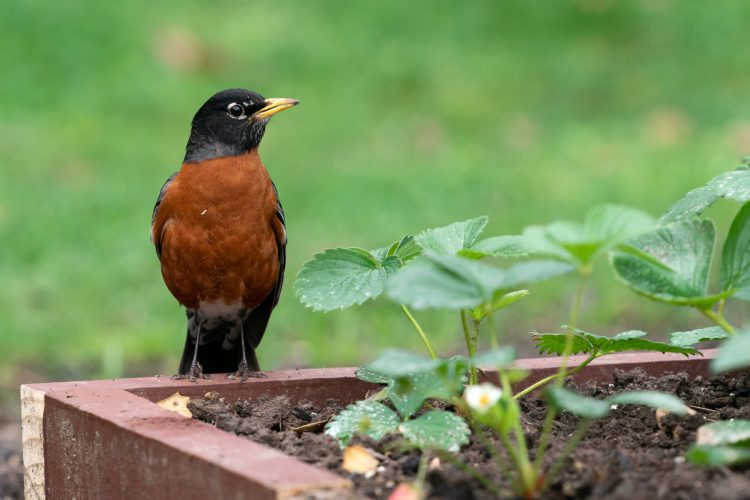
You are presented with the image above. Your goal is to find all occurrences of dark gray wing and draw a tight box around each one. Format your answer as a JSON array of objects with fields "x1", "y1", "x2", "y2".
[
  {"x1": 243, "y1": 184, "x2": 286, "y2": 350},
  {"x1": 151, "y1": 172, "x2": 177, "y2": 259}
]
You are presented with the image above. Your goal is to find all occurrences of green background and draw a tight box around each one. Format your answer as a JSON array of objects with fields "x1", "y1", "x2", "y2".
[{"x1": 2, "y1": 0, "x2": 748, "y2": 406}]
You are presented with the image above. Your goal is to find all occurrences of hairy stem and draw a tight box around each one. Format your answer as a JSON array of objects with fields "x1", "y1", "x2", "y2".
[
  {"x1": 400, "y1": 305, "x2": 438, "y2": 359},
  {"x1": 486, "y1": 311, "x2": 500, "y2": 350},
  {"x1": 461, "y1": 310, "x2": 478, "y2": 384},
  {"x1": 513, "y1": 353, "x2": 598, "y2": 400},
  {"x1": 700, "y1": 307, "x2": 737, "y2": 335},
  {"x1": 556, "y1": 267, "x2": 591, "y2": 385}
]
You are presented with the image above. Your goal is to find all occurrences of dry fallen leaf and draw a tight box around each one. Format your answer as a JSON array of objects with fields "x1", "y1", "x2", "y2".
[
  {"x1": 342, "y1": 444, "x2": 380, "y2": 475},
  {"x1": 156, "y1": 392, "x2": 192, "y2": 418}
]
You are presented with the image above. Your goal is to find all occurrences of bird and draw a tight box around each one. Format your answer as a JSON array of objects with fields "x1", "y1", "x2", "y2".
[{"x1": 150, "y1": 88, "x2": 298, "y2": 381}]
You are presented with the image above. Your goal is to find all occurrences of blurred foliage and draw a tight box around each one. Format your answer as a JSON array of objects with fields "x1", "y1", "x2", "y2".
[{"x1": 1, "y1": 0, "x2": 749, "y2": 398}]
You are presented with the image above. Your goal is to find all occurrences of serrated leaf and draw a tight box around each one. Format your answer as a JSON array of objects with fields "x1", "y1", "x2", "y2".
[
  {"x1": 501, "y1": 260, "x2": 575, "y2": 289},
  {"x1": 669, "y1": 327, "x2": 729, "y2": 348},
  {"x1": 721, "y1": 202, "x2": 750, "y2": 298},
  {"x1": 392, "y1": 235, "x2": 422, "y2": 263},
  {"x1": 398, "y1": 410, "x2": 470, "y2": 452},
  {"x1": 387, "y1": 357, "x2": 468, "y2": 418},
  {"x1": 295, "y1": 248, "x2": 401, "y2": 311},
  {"x1": 325, "y1": 401, "x2": 400, "y2": 447},
  {"x1": 389, "y1": 372, "x2": 451, "y2": 418},
  {"x1": 534, "y1": 329, "x2": 697, "y2": 357},
  {"x1": 474, "y1": 347, "x2": 516, "y2": 368},
  {"x1": 686, "y1": 444, "x2": 750, "y2": 466},
  {"x1": 611, "y1": 219, "x2": 726, "y2": 307},
  {"x1": 523, "y1": 205, "x2": 654, "y2": 266},
  {"x1": 366, "y1": 349, "x2": 437, "y2": 378},
  {"x1": 416, "y1": 217, "x2": 488, "y2": 255},
  {"x1": 607, "y1": 391, "x2": 688, "y2": 415},
  {"x1": 660, "y1": 165, "x2": 750, "y2": 223},
  {"x1": 711, "y1": 331, "x2": 750, "y2": 373},
  {"x1": 696, "y1": 420, "x2": 750, "y2": 446},
  {"x1": 355, "y1": 364, "x2": 392, "y2": 384},
  {"x1": 461, "y1": 235, "x2": 528, "y2": 259},
  {"x1": 545, "y1": 387, "x2": 611, "y2": 419},
  {"x1": 386, "y1": 253, "x2": 508, "y2": 310},
  {"x1": 471, "y1": 290, "x2": 530, "y2": 320}
]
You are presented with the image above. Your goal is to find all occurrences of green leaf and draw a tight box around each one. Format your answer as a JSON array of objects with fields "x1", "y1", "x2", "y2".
[
  {"x1": 460, "y1": 235, "x2": 528, "y2": 259},
  {"x1": 474, "y1": 347, "x2": 516, "y2": 368},
  {"x1": 386, "y1": 253, "x2": 508, "y2": 310},
  {"x1": 696, "y1": 420, "x2": 750, "y2": 446},
  {"x1": 387, "y1": 253, "x2": 573, "y2": 311},
  {"x1": 398, "y1": 410, "x2": 470, "y2": 452},
  {"x1": 534, "y1": 328, "x2": 698, "y2": 357},
  {"x1": 389, "y1": 372, "x2": 450, "y2": 418},
  {"x1": 545, "y1": 387, "x2": 611, "y2": 419},
  {"x1": 669, "y1": 327, "x2": 729, "y2": 348},
  {"x1": 392, "y1": 235, "x2": 423, "y2": 263},
  {"x1": 471, "y1": 290, "x2": 529, "y2": 320},
  {"x1": 607, "y1": 391, "x2": 688, "y2": 415},
  {"x1": 502, "y1": 260, "x2": 576, "y2": 289},
  {"x1": 721, "y1": 202, "x2": 750, "y2": 299},
  {"x1": 295, "y1": 248, "x2": 401, "y2": 311},
  {"x1": 687, "y1": 445, "x2": 750, "y2": 466},
  {"x1": 324, "y1": 401, "x2": 400, "y2": 447},
  {"x1": 387, "y1": 357, "x2": 468, "y2": 418},
  {"x1": 523, "y1": 204, "x2": 654, "y2": 266},
  {"x1": 355, "y1": 364, "x2": 392, "y2": 384},
  {"x1": 611, "y1": 219, "x2": 726, "y2": 307},
  {"x1": 711, "y1": 331, "x2": 750, "y2": 373},
  {"x1": 366, "y1": 349, "x2": 437, "y2": 378},
  {"x1": 660, "y1": 164, "x2": 750, "y2": 223},
  {"x1": 416, "y1": 217, "x2": 488, "y2": 255}
]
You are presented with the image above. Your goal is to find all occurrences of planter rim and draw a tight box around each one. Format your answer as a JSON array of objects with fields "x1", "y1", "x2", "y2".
[{"x1": 21, "y1": 349, "x2": 719, "y2": 499}]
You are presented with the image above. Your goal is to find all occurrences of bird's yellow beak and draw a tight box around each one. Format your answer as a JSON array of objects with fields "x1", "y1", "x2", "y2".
[{"x1": 253, "y1": 98, "x2": 300, "y2": 120}]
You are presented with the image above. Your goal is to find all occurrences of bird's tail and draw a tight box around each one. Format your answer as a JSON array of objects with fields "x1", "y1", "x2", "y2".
[{"x1": 177, "y1": 311, "x2": 260, "y2": 375}]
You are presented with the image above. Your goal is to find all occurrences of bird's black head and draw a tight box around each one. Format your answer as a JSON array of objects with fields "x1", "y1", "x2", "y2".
[{"x1": 184, "y1": 88, "x2": 299, "y2": 163}]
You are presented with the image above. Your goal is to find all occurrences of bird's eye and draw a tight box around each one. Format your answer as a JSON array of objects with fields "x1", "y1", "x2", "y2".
[{"x1": 227, "y1": 103, "x2": 245, "y2": 118}]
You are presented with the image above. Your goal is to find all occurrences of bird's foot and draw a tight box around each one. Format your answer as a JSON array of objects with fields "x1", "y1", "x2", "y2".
[
  {"x1": 172, "y1": 362, "x2": 209, "y2": 382},
  {"x1": 228, "y1": 360, "x2": 265, "y2": 383}
]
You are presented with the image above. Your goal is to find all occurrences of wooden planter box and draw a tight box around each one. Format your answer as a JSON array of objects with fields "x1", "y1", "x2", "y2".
[{"x1": 21, "y1": 350, "x2": 717, "y2": 500}]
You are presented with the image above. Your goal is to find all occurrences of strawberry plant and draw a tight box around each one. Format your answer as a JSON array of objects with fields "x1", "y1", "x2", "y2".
[{"x1": 293, "y1": 162, "x2": 749, "y2": 497}]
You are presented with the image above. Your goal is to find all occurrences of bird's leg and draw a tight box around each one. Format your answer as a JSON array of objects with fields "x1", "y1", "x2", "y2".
[
  {"x1": 174, "y1": 316, "x2": 209, "y2": 381},
  {"x1": 230, "y1": 318, "x2": 264, "y2": 383}
]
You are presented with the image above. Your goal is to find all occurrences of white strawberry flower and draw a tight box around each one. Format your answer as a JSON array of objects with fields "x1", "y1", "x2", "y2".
[{"x1": 464, "y1": 383, "x2": 502, "y2": 413}]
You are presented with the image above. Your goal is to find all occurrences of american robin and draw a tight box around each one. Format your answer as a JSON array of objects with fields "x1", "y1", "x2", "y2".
[{"x1": 150, "y1": 88, "x2": 298, "y2": 381}]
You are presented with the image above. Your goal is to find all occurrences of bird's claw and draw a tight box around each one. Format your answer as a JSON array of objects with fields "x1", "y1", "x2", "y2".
[
  {"x1": 172, "y1": 362, "x2": 209, "y2": 382},
  {"x1": 228, "y1": 361, "x2": 265, "y2": 383}
]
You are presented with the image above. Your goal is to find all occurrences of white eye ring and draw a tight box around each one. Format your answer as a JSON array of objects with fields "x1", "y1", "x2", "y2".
[{"x1": 227, "y1": 102, "x2": 246, "y2": 119}]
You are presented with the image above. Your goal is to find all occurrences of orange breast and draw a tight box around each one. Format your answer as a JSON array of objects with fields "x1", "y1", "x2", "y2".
[{"x1": 152, "y1": 151, "x2": 283, "y2": 310}]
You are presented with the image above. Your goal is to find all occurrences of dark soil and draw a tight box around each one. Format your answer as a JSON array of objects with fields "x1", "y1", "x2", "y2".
[
  {"x1": 189, "y1": 369, "x2": 750, "y2": 499},
  {"x1": 0, "y1": 420, "x2": 23, "y2": 500}
]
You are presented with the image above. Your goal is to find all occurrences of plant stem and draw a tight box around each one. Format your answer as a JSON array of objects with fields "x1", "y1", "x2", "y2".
[
  {"x1": 513, "y1": 353, "x2": 597, "y2": 400},
  {"x1": 461, "y1": 310, "x2": 478, "y2": 384},
  {"x1": 415, "y1": 450, "x2": 430, "y2": 492},
  {"x1": 541, "y1": 418, "x2": 591, "y2": 492},
  {"x1": 556, "y1": 267, "x2": 591, "y2": 385},
  {"x1": 400, "y1": 305, "x2": 438, "y2": 359},
  {"x1": 486, "y1": 311, "x2": 500, "y2": 350},
  {"x1": 700, "y1": 307, "x2": 737, "y2": 335},
  {"x1": 472, "y1": 424, "x2": 515, "y2": 485}
]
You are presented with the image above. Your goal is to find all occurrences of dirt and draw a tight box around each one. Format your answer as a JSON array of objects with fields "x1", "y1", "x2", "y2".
[
  {"x1": 0, "y1": 420, "x2": 23, "y2": 500},
  {"x1": 189, "y1": 369, "x2": 750, "y2": 499}
]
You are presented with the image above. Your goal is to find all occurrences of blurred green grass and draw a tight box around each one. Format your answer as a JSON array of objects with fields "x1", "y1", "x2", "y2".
[{"x1": 1, "y1": 0, "x2": 749, "y2": 396}]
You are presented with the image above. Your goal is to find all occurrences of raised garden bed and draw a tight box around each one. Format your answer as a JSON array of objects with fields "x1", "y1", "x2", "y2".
[{"x1": 21, "y1": 350, "x2": 723, "y2": 499}]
